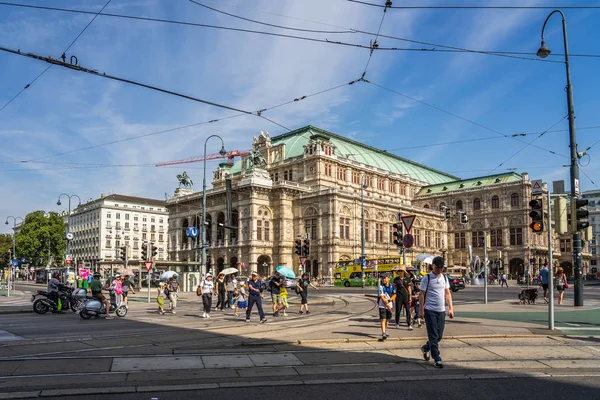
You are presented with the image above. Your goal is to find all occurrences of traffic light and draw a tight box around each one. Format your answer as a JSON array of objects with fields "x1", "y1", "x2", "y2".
[
  {"x1": 573, "y1": 198, "x2": 590, "y2": 232},
  {"x1": 151, "y1": 244, "x2": 158, "y2": 260},
  {"x1": 554, "y1": 197, "x2": 568, "y2": 234},
  {"x1": 120, "y1": 246, "x2": 127, "y2": 262},
  {"x1": 529, "y1": 199, "x2": 544, "y2": 233},
  {"x1": 303, "y1": 238, "x2": 310, "y2": 256},
  {"x1": 459, "y1": 211, "x2": 468, "y2": 224},
  {"x1": 206, "y1": 255, "x2": 212, "y2": 269},
  {"x1": 4, "y1": 250, "x2": 10, "y2": 265},
  {"x1": 444, "y1": 208, "x2": 451, "y2": 220},
  {"x1": 141, "y1": 242, "x2": 148, "y2": 261},
  {"x1": 392, "y1": 222, "x2": 403, "y2": 249},
  {"x1": 295, "y1": 238, "x2": 302, "y2": 256}
]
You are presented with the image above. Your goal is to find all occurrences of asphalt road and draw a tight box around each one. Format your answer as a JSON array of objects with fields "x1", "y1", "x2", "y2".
[{"x1": 35, "y1": 377, "x2": 600, "y2": 400}]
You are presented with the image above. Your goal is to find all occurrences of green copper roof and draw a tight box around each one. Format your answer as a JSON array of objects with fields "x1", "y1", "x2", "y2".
[
  {"x1": 417, "y1": 172, "x2": 523, "y2": 196},
  {"x1": 255, "y1": 125, "x2": 459, "y2": 185}
]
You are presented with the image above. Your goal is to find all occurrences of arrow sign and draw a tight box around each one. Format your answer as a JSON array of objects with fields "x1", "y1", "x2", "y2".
[
  {"x1": 144, "y1": 261, "x2": 154, "y2": 271},
  {"x1": 401, "y1": 215, "x2": 416, "y2": 233}
]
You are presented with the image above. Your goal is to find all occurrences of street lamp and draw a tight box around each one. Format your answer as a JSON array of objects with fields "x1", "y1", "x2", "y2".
[
  {"x1": 57, "y1": 193, "x2": 81, "y2": 276},
  {"x1": 360, "y1": 174, "x2": 367, "y2": 288},
  {"x1": 201, "y1": 135, "x2": 226, "y2": 277},
  {"x1": 536, "y1": 10, "x2": 583, "y2": 306},
  {"x1": 5, "y1": 216, "x2": 23, "y2": 297}
]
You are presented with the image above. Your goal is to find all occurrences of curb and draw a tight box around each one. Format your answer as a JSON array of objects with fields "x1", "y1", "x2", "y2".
[
  {"x1": 3, "y1": 371, "x2": 600, "y2": 398},
  {"x1": 0, "y1": 308, "x2": 33, "y2": 314}
]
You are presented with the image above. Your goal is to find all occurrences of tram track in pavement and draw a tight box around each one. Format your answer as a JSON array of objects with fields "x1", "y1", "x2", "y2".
[{"x1": 0, "y1": 295, "x2": 379, "y2": 359}]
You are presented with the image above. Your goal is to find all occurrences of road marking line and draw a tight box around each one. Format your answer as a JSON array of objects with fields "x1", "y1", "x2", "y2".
[
  {"x1": 558, "y1": 327, "x2": 600, "y2": 330},
  {"x1": 587, "y1": 346, "x2": 600, "y2": 352},
  {"x1": 563, "y1": 323, "x2": 581, "y2": 327}
]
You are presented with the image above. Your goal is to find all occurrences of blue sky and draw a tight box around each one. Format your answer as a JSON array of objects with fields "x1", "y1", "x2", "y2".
[{"x1": 1, "y1": 0, "x2": 600, "y2": 234}]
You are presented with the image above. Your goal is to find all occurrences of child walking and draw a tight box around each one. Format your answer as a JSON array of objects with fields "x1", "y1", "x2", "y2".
[
  {"x1": 157, "y1": 282, "x2": 167, "y2": 315},
  {"x1": 279, "y1": 285, "x2": 289, "y2": 316},
  {"x1": 234, "y1": 283, "x2": 247, "y2": 317}
]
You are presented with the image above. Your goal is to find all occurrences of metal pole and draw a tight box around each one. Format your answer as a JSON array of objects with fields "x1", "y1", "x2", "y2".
[
  {"x1": 361, "y1": 176, "x2": 365, "y2": 288},
  {"x1": 147, "y1": 271, "x2": 151, "y2": 303},
  {"x1": 201, "y1": 135, "x2": 225, "y2": 278},
  {"x1": 539, "y1": 10, "x2": 582, "y2": 306},
  {"x1": 547, "y1": 189, "x2": 555, "y2": 330},
  {"x1": 484, "y1": 231, "x2": 488, "y2": 304}
]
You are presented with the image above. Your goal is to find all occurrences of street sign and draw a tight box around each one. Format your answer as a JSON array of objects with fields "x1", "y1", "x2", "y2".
[
  {"x1": 20, "y1": 258, "x2": 25, "y2": 263},
  {"x1": 186, "y1": 227, "x2": 199, "y2": 238},
  {"x1": 66, "y1": 260, "x2": 71, "y2": 265},
  {"x1": 299, "y1": 256, "x2": 306, "y2": 266},
  {"x1": 401, "y1": 215, "x2": 416, "y2": 233},
  {"x1": 65, "y1": 254, "x2": 72, "y2": 261},
  {"x1": 402, "y1": 233, "x2": 414, "y2": 248},
  {"x1": 144, "y1": 261, "x2": 154, "y2": 271},
  {"x1": 531, "y1": 179, "x2": 543, "y2": 195},
  {"x1": 574, "y1": 178, "x2": 580, "y2": 195},
  {"x1": 11, "y1": 260, "x2": 18, "y2": 267}
]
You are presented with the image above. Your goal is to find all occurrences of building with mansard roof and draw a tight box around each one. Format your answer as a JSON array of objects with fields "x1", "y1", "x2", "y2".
[{"x1": 166, "y1": 125, "x2": 591, "y2": 280}]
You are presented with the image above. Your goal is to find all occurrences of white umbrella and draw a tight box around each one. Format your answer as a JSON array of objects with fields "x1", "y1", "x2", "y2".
[
  {"x1": 416, "y1": 254, "x2": 435, "y2": 264},
  {"x1": 160, "y1": 271, "x2": 178, "y2": 280},
  {"x1": 220, "y1": 267, "x2": 238, "y2": 275}
]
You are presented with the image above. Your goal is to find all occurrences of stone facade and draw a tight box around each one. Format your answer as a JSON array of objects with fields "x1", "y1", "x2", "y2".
[{"x1": 166, "y1": 126, "x2": 592, "y2": 279}]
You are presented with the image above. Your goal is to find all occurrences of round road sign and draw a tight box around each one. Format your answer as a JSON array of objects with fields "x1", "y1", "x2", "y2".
[{"x1": 402, "y1": 233, "x2": 414, "y2": 248}]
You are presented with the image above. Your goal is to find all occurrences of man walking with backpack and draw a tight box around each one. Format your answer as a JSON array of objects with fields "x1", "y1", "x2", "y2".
[{"x1": 419, "y1": 256, "x2": 454, "y2": 369}]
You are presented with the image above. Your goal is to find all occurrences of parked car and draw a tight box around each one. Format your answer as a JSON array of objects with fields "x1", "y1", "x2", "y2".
[{"x1": 447, "y1": 275, "x2": 466, "y2": 292}]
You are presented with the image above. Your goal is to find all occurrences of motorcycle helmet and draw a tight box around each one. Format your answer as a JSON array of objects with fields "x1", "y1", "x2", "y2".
[{"x1": 93, "y1": 272, "x2": 101, "y2": 279}]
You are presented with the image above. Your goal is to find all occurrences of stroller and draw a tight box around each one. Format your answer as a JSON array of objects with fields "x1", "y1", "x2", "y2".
[{"x1": 518, "y1": 288, "x2": 538, "y2": 304}]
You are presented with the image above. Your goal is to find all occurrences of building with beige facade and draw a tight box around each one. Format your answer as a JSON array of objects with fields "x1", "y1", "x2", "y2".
[{"x1": 166, "y1": 126, "x2": 591, "y2": 279}]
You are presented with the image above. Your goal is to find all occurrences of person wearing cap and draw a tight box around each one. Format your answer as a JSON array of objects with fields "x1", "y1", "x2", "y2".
[
  {"x1": 419, "y1": 256, "x2": 454, "y2": 369},
  {"x1": 246, "y1": 272, "x2": 267, "y2": 323},
  {"x1": 200, "y1": 274, "x2": 215, "y2": 318},
  {"x1": 393, "y1": 266, "x2": 413, "y2": 330},
  {"x1": 378, "y1": 273, "x2": 396, "y2": 340}
]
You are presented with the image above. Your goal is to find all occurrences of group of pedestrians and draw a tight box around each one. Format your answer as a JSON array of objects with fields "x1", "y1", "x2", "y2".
[
  {"x1": 538, "y1": 263, "x2": 568, "y2": 305},
  {"x1": 196, "y1": 271, "x2": 317, "y2": 323},
  {"x1": 156, "y1": 276, "x2": 180, "y2": 315},
  {"x1": 378, "y1": 257, "x2": 454, "y2": 370}
]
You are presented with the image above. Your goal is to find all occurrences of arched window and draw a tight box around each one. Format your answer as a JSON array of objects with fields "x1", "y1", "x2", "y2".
[
  {"x1": 456, "y1": 200, "x2": 463, "y2": 210},
  {"x1": 511, "y1": 193, "x2": 519, "y2": 207},
  {"x1": 438, "y1": 202, "x2": 446, "y2": 212},
  {"x1": 473, "y1": 198, "x2": 481, "y2": 211},
  {"x1": 492, "y1": 195, "x2": 500, "y2": 209},
  {"x1": 423, "y1": 204, "x2": 430, "y2": 209}
]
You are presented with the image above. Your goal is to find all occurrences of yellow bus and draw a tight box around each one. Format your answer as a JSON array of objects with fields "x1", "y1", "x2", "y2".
[{"x1": 333, "y1": 257, "x2": 407, "y2": 287}]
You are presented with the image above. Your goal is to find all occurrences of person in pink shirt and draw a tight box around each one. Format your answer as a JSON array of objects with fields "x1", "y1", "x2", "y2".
[{"x1": 112, "y1": 274, "x2": 123, "y2": 307}]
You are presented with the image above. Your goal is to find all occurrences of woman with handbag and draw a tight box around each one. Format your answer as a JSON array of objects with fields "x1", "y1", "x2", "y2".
[{"x1": 555, "y1": 267, "x2": 568, "y2": 305}]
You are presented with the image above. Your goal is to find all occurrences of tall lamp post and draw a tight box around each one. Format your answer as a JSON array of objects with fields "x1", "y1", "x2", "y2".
[
  {"x1": 201, "y1": 135, "x2": 227, "y2": 277},
  {"x1": 360, "y1": 174, "x2": 367, "y2": 288},
  {"x1": 536, "y1": 10, "x2": 583, "y2": 306},
  {"x1": 57, "y1": 193, "x2": 81, "y2": 277},
  {"x1": 5, "y1": 216, "x2": 23, "y2": 297}
]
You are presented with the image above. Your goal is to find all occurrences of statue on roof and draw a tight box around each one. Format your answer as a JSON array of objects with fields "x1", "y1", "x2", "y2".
[
  {"x1": 176, "y1": 171, "x2": 193, "y2": 188},
  {"x1": 252, "y1": 131, "x2": 272, "y2": 148},
  {"x1": 248, "y1": 147, "x2": 267, "y2": 168}
]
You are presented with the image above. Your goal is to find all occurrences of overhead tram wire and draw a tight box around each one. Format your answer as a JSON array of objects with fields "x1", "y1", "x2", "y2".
[
  {"x1": 361, "y1": 0, "x2": 391, "y2": 77},
  {"x1": 488, "y1": 115, "x2": 569, "y2": 174},
  {"x1": 20, "y1": 79, "x2": 359, "y2": 163},
  {"x1": 0, "y1": 3, "x2": 594, "y2": 62},
  {"x1": 187, "y1": 0, "x2": 353, "y2": 34},
  {"x1": 364, "y1": 79, "x2": 568, "y2": 158},
  {"x1": 0, "y1": 0, "x2": 111, "y2": 114},
  {"x1": 345, "y1": 0, "x2": 600, "y2": 9}
]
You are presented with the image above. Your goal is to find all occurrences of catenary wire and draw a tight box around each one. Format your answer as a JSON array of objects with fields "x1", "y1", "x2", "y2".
[
  {"x1": 0, "y1": 2, "x2": 585, "y2": 63},
  {"x1": 364, "y1": 79, "x2": 568, "y2": 158},
  {"x1": 187, "y1": 0, "x2": 353, "y2": 34},
  {"x1": 488, "y1": 115, "x2": 568, "y2": 173},
  {"x1": 0, "y1": 0, "x2": 111, "y2": 114},
  {"x1": 345, "y1": 1, "x2": 600, "y2": 9},
  {"x1": 362, "y1": 1, "x2": 390, "y2": 77}
]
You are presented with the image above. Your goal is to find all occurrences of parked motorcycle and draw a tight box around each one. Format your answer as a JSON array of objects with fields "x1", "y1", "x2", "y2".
[
  {"x1": 77, "y1": 288, "x2": 127, "y2": 319},
  {"x1": 31, "y1": 284, "x2": 79, "y2": 314}
]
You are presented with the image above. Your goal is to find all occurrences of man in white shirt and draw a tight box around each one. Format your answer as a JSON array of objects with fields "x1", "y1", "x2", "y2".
[{"x1": 419, "y1": 256, "x2": 454, "y2": 369}]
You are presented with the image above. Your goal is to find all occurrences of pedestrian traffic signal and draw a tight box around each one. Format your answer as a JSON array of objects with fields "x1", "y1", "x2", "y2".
[
  {"x1": 303, "y1": 238, "x2": 310, "y2": 256},
  {"x1": 3, "y1": 251, "x2": 10, "y2": 265},
  {"x1": 119, "y1": 246, "x2": 127, "y2": 262},
  {"x1": 392, "y1": 222, "x2": 403, "y2": 249},
  {"x1": 460, "y1": 212, "x2": 468, "y2": 224},
  {"x1": 573, "y1": 198, "x2": 590, "y2": 232},
  {"x1": 444, "y1": 208, "x2": 451, "y2": 220},
  {"x1": 529, "y1": 198, "x2": 544, "y2": 233},
  {"x1": 141, "y1": 242, "x2": 148, "y2": 261},
  {"x1": 295, "y1": 238, "x2": 302, "y2": 256},
  {"x1": 206, "y1": 255, "x2": 212, "y2": 268}
]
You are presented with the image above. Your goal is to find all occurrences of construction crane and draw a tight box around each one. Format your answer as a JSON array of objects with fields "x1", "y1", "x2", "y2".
[{"x1": 156, "y1": 150, "x2": 250, "y2": 167}]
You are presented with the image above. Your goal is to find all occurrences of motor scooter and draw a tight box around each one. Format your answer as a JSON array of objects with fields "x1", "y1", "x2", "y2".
[{"x1": 77, "y1": 288, "x2": 127, "y2": 319}]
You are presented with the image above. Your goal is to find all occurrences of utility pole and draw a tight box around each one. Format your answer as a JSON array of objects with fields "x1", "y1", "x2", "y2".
[{"x1": 484, "y1": 231, "x2": 488, "y2": 304}]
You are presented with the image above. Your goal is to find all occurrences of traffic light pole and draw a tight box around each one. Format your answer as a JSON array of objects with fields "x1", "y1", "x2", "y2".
[
  {"x1": 547, "y1": 189, "x2": 555, "y2": 330},
  {"x1": 484, "y1": 231, "x2": 488, "y2": 305},
  {"x1": 360, "y1": 176, "x2": 366, "y2": 289}
]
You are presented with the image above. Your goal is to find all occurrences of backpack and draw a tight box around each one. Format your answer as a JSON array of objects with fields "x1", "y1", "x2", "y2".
[
  {"x1": 423, "y1": 273, "x2": 449, "y2": 299},
  {"x1": 267, "y1": 277, "x2": 274, "y2": 292}
]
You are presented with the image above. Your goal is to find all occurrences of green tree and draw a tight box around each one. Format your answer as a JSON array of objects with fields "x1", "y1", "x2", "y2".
[
  {"x1": 0, "y1": 234, "x2": 13, "y2": 269},
  {"x1": 15, "y1": 211, "x2": 66, "y2": 267}
]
